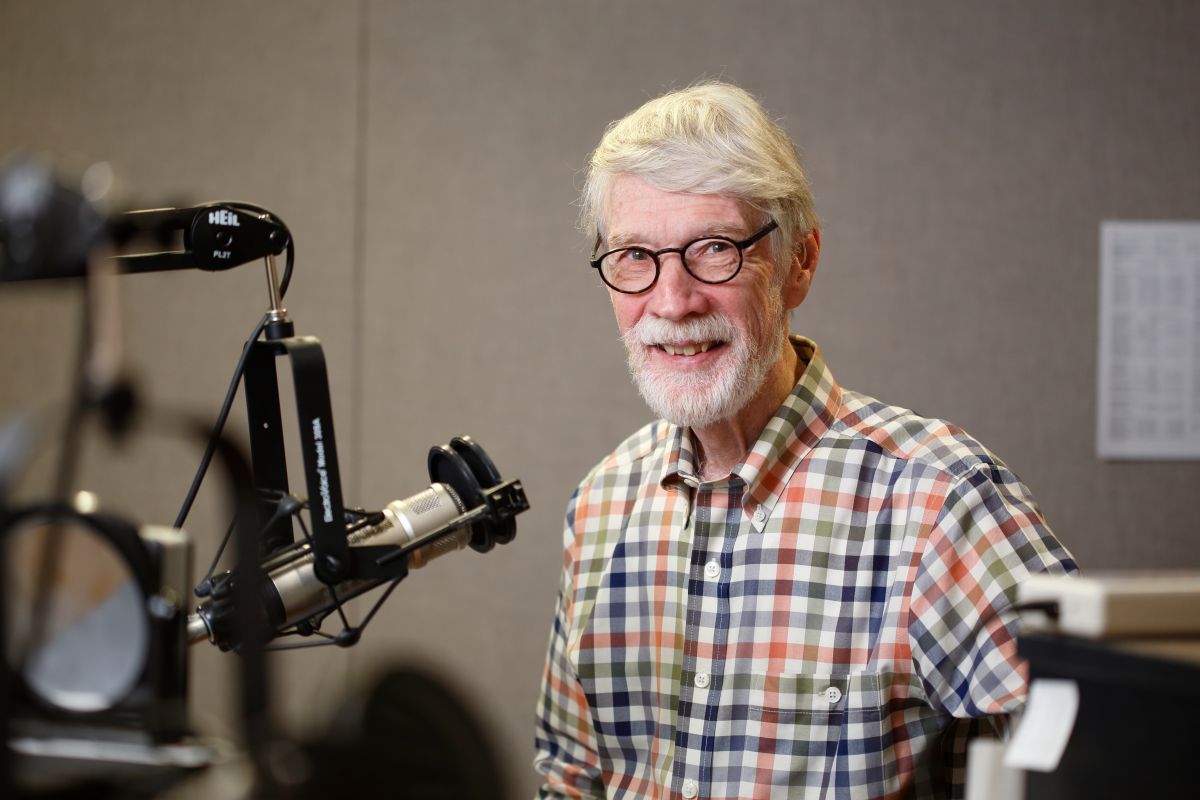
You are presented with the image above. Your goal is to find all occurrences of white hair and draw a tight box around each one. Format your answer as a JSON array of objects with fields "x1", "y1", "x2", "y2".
[{"x1": 581, "y1": 82, "x2": 818, "y2": 270}]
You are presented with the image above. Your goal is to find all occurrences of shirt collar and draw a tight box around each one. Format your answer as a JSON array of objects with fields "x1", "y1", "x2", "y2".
[{"x1": 657, "y1": 336, "x2": 843, "y2": 529}]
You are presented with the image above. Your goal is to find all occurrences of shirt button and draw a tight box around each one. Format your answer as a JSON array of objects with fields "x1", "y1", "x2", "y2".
[
  {"x1": 681, "y1": 779, "x2": 699, "y2": 799},
  {"x1": 704, "y1": 560, "x2": 720, "y2": 579},
  {"x1": 694, "y1": 671, "x2": 710, "y2": 689},
  {"x1": 752, "y1": 507, "x2": 767, "y2": 524},
  {"x1": 823, "y1": 686, "x2": 842, "y2": 704}
]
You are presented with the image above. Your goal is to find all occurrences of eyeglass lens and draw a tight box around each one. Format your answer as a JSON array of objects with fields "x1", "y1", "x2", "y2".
[{"x1": 602, "y1": 237, "x2": 741, "y2": 291}]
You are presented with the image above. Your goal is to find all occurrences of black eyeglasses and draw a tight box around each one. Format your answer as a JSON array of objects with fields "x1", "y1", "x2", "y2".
[{"x1": 590, "y1": 220, "x2": 779, "y2": 294}]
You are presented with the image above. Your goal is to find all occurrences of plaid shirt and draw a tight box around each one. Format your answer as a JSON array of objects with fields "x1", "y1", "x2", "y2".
[{"x1": 534, "y1": 337, "x2": 1076, "y2": 800}]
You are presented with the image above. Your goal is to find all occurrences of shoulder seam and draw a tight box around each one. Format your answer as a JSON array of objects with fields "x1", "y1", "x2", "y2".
[{"x1": 831, "y1": 394, "x2": 996, "y2": 481}]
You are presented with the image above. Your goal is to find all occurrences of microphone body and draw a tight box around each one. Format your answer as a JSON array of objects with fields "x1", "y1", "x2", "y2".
[{"x1": 188, "y1": 483, "x2": 468, "y2": 647}]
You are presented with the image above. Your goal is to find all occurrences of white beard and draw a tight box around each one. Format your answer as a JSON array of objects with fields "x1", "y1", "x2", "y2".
[{"x1": 623, "y1": 300, "x2": 787, "y2": 429}]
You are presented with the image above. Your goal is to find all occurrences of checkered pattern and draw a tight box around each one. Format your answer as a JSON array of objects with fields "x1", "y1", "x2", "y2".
[{"x1": 534, "y1": 337, "x2": 1076, "y2": 800}]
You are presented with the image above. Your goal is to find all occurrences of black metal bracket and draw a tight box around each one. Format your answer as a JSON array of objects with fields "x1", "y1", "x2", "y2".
[
  {"x1": 484, "y1": 479, "x2": 529, "y2": 524},
  {"x1": 242, "y1": 336, "x2": 349, "y2": 584}
]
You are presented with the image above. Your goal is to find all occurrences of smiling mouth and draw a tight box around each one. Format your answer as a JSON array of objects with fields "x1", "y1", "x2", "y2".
[{"x1": 656, "y1": 341, "x2": 723, "y2": 357}]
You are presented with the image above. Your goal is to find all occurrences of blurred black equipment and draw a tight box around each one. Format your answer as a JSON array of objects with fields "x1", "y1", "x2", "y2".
[
  {"x1": 0, "y1": 156, "x2": 529, "y2": 798},
  {"x1": 4, "y1": 504, "x2": 190, "y2": 730},
  {"x1": 0, "y1": 157, "x2": 108, "y2": 283},
  {"x1": 1, "y1": 412, "x2": 260, "y2": 799},
  {"x1": 298, "y1": 665, "x2": 508, "y2": 800}
]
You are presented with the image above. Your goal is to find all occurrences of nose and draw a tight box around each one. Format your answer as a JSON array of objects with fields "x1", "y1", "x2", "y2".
[{"x1": 647, "y1": 252, "x2": 709, "y2": 321}]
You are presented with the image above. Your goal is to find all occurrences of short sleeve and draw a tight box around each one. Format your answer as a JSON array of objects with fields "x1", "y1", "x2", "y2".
[{"x1": 907, "y1": 462, "x2": 1077, "y2": 718}]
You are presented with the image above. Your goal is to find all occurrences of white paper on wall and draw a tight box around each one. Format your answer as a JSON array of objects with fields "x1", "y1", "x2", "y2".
[{"x1": 1097, "y1": 221, "x2": 1200, "y2": 460}]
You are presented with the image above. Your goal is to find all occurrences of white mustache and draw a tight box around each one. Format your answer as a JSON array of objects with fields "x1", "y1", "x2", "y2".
[{"x1": 628, "y1": 314, "x2": 738, "y2": 347}]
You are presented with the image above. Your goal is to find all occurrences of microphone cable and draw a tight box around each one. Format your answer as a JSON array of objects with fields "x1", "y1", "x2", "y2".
[
  {"x1": 172, "y1": 203, "x2": 294, "y2": 530},
  {"x1": 172, "y1": 312, "x2": 269, "y2": 529}
]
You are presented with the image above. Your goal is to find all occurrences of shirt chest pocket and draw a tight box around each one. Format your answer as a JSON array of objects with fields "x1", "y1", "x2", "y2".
[{"x1": 748, "y1": 672, "x2": 890, "y2": 799}]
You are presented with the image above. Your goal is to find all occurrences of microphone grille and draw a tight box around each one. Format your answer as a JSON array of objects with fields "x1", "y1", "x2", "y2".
[{"x1": 409, "y1": 491, "x2": 442, "y2": 516}]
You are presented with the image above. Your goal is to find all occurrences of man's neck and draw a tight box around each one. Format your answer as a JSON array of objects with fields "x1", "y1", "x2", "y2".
[{"x1": 690, "y1": 342, "x2": 801, "y2": 482}]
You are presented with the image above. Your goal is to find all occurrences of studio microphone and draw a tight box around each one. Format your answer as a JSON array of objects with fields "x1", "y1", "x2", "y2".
[{"x1": 187, "y1": 437, "x2": 526, "y2": 651}]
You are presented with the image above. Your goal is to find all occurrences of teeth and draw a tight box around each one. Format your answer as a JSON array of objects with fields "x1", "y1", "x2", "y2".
[{"x1": 661, "y1": 341, "x2": 715, "y2": 356}]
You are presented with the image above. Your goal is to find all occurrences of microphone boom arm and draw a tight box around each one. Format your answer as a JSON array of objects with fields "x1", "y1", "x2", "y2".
[{"x1": 112, "y1": 203, "x2": 290, "y2": 274}]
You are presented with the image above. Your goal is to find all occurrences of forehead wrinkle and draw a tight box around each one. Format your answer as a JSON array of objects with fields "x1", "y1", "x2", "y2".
[{"x1": 599, "y1": 176, "x2": 765, "y2": 249}]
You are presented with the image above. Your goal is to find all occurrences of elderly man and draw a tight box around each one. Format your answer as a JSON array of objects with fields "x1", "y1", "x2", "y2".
[{"x1": 534, "y1": 82, "x2": 1075, "y2": 800}]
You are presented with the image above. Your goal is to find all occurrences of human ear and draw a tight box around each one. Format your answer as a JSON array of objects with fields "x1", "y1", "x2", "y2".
[{"x1": 783, "y1": 228, "x2": 820, "y2": 309}]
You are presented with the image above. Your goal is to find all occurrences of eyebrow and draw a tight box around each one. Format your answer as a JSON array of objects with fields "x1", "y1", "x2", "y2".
[{"x1": 602, "y1": 223, "x2": 754, "y2": 250}]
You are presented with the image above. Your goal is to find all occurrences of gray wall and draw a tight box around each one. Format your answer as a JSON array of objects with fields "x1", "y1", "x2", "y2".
[{"x1": 2, "y1": 1, "x2": 1198, "y2": 796}]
